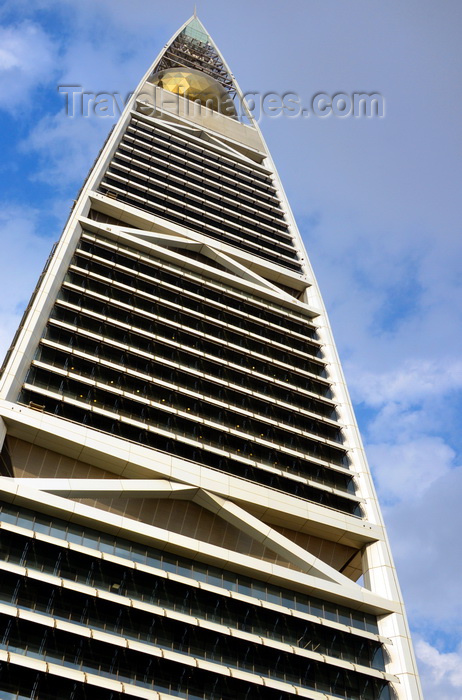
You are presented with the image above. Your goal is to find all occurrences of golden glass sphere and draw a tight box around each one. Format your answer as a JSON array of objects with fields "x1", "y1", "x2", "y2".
[{"x1": 150, "y1": 67, "x2": 236, "y2": 117}]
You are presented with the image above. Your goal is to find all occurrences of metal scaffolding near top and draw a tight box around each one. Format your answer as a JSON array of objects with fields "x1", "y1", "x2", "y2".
[{"x1": 154, "y1": 28, "x2": 237, "y2": 99}]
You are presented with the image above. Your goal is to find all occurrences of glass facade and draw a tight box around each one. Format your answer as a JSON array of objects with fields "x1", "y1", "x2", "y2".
[
  {"x1": 19, "y1": 231, "x2": 363, "y2": 515},
  {"x1": 0, "y1": 500, "x2": 379, "y2": 634},
  {"x1": 0, "y1": 501, "x2": 391, "y2": 699},
  {"x1": 0, "y1": 663, "x2": 124, "y2": 700},
  {"x1": 99, "y1": 117, "x2": 303, "y2": 272}
]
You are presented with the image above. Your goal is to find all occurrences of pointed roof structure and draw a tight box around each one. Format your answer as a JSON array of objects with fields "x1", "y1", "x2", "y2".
[{"x1": 154, "y1": 15, "x2": 236, "y2": 98}]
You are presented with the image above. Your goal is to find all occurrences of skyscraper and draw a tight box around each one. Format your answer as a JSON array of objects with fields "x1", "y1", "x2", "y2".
[{"x1": 0, "y1": 13, "x2": 422, "y2": 700}]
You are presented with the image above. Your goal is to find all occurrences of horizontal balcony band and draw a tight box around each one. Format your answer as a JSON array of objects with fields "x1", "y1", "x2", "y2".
[
  {"x1": 118, "y1": 140, "x2": 285, "y2": 218},
  {"x1": 42, "y1": 326, "x2": 345, "y2": 455},
  {"x1": 130, "y1": 115, "x2": 275, "y2": 182},
  {"x1": 29, "y1": 322, "x2": 340, "y2": 454},
  {"x1": 97, "y1": 154, "x2": 297, "y2": 250},
  {"x1": 100, "y1": 177, "x2": 300, "y2": 267},
  {"x1": 40, "y1": 337, "x2": 340, "y2": 431},
  {"x1": 80, "y1": 230, "x2": 317, "y2": 327},
  {"x1": 124, "y1": 129, "x2": 280, "y2": 205},
  {"x1": 0, "y1": 523, "x2": 390, "y2": 638},
  {"x1": 109, "y1": 157, "x2": 290, "y2": 240},
  {"x1": 47, "y1": 318, "x2": 341, "y2": 422},
  {"x1": 0, "y1": 600, "x2": 394, "y2": 684},
  {"x1": 126, "y1": 124, "x2": 279, "y2": 199},
  {"x1": 0, "y1": 650, "x2": 157, "y2": 699},
  {"x1": 0, "y1": 538, "x2": 390, "y2": 673},
  {"x1": 130, "y1": 112, "x2": 270, "y2": 171},
  {"x1": 56, "y1": 292, "x2": 330, "y2": 391},
  {"x1": 64, "y1": 271, "x2": 320, "y2": 363},
  {"x1": 0, "y1": 559, "x2": 389, "y2": 664},
  {"x1": 56, "y1": 289, "x2": 327, "y2": 394},
  {"x1": 30, "y1": 356, "x2": 356, "y2": 501},
  {"x1": 0, "y1": 504, "x2": 394, "y2": 696},
  {"x1": 23, "y1": 372, "x2": 354, "y2": 491},
  {"x1": 31, "y1": 357, "x2": 350, "y2": 463},
  {"x1": 34, "y1": 334, "x2": 335, "y2": 438},
  {"x1": 122, "y1": 132, "x2": 281, "y2": 210},
  {"x1": 1, "y1": 638, "x2": 381, "y2": 700},
  {"x1": 101, "y1": 174, "x2": 294, "y2": 260},
  {"x1": 125, "y1": 130, "x2": 272, "y2": 198},
  {"x1": 106, "y1": 161, "x2": 291, "y2": 241},
  {"x1": 0, "y1": 619, "x2": 308, "y2": 698},
  {"x1": 0, "y1": 483, "x2": 384, "y2": 590},
  {"x1": 132, "y1": 109, "x2": 271, "y2": 174},
  {"x1": 112, "y1": 151, "x2": 290, "y2": 234},
  {"x1": 88, "y1": 191, "x2": 309, "y2": 283},
  {"x1": 19, "y1": 385, "x2": 360, "y2": 515},
  {"x1": 66, "y1": 259, "x2": 324, "y2": 366},
  {"x1": 75, "y1": 239, "x2": 319, "y2": 339},
  {"x1": 98, "y1": 190, "x2": 303, "y2": 275}
]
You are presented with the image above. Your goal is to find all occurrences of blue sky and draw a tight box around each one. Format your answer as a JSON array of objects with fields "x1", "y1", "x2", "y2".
[{"x1": 0, "y1": 1, "x2": 461, "y2": 695}]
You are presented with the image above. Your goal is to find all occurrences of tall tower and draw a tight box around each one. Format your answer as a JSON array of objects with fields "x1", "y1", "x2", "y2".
[{"x1": 0, "y1": 15, "x2": 422, "y2": 700}]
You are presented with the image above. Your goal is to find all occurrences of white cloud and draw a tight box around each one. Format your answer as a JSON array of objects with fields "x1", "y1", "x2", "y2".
[
  {"x1": 0, "y1": 22, "x2": 58, "y2": 109},
  {"x1": 350, "y1": 360, "x2": 462, "y2": 409},
  {"x1": 368, "y1": 436, "x2": 454, "y2": 503},
  {"x1": 347, "y1": 358, "x2": 462, "y2": 445},
  {"x1": 416, "y1": 638, "x2": 462, "y2": 700},
  {"x1": 20, "y1": 110, "x2": 113, "y2": 187},
  {"x1": 382, "y1": 463, "x2": 462, "y2": 628},
  {"x1": 19, "y1": 27, "x2": 152, "y2": 187},
  {"x1": 1, "y1": 0, "x2": 171, "y2": 36}
]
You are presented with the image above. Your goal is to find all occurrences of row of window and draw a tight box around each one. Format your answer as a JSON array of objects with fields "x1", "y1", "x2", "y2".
[
  {"x1": 0, "y1": 566, "x2": 385, "y2": 673},
  {"x1": 114, "y1": 143, "x2": 289, "y2": 238},
  {"x1": 0, "y1": 616, "x2": 300, "y2": 700},
  {"x1": 0, "y1": 613, "x2": 391, "y2": 700},
  {"x1": 41, "y1": 328, "x2": 352, "y2": 494},
  {"x1": 51, "y1": 303, "x2": 333, "y2": 400},
  {"x1": 31, "y1": 345, "x2": 343, "y2": 458},
  {"x1": 35, "y1": 343, "x2": 343, "y2": 446},
  {"x1": 113, "y1": 148, "x2": 288, "y2": 231},
  {"x1": 0, "y1": 663, "x2": 124, "y2": 700},
  {"x1": 67, "y1": 259, "x2": 324, "y2": 369},
  {"x1": 123, "y1": 129, "x2": 274, "y2": 204},
  {"x1": 81, "y1": 232, "x2": 313, "y2": 333},
  {"x1": 63, "y1": 274, "x2": 322, "y2": 376},
  {"x1": 0, "y1": 500, "x2": 377, "y2": 632},
  {"x1": 129, "y1": 117, "x2": 276, "y2": 191},
  {"x1": 104, "y1": 120, "x2": 302, "y2": 271},
  {"x1": 44, "y1": 322, "x2": 338, "y2": 421},
  {"x1": 22, "y1": 379, "x2": 357, "y2": 513},
  {"x1": 109, "y1": 154, "x2": 291, "y2": 245},
  {"x1": 22, "y1": 386, "x2": 355, "y2": 511},
  {"x1": 25, "y1": 365, "x2": 349, "y2": 472},
  {"x1": 99, "y1": 177, "x2": 303, "y2": 273},
  {"x1": 121, "y1": 130, "x2": 284, "y2": 227},
  {"x1": 77, "y1": 236, "x2": 320, "y2": 347}
]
